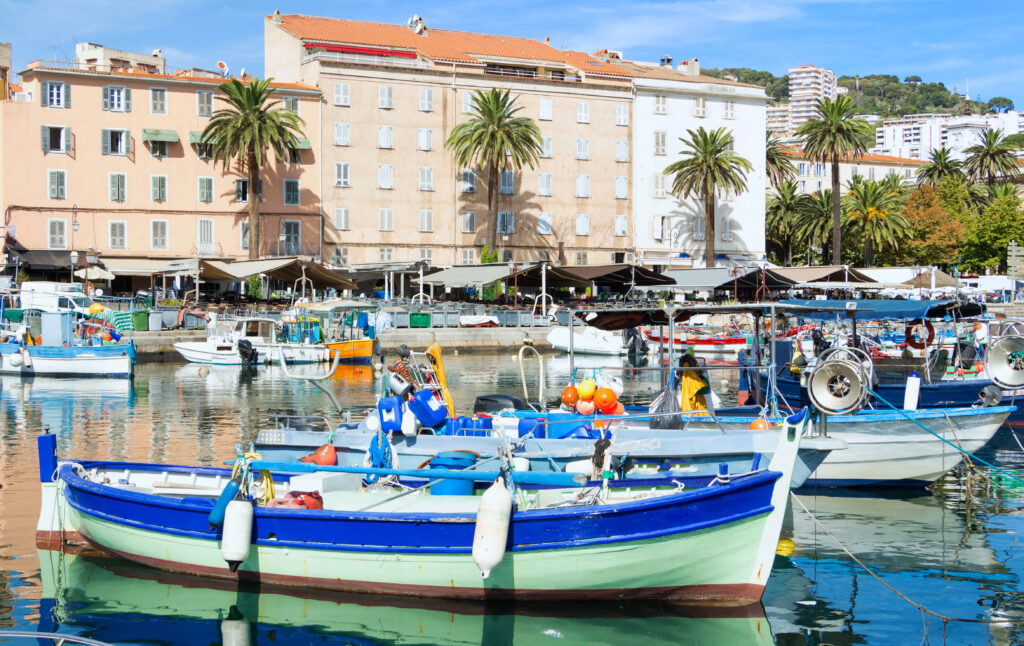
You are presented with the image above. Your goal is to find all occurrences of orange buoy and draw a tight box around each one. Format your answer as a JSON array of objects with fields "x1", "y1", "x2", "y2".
[
  {"x1": 298, "y1": 444, "x2": 337, "y2": 466},
  {"x1": 594, "y1": 388, "x2": 617, "y2": 413},
  {"x1": 561, "y1": 385, "x2": 579, "y2": 407},
  {"x1": 102, "y1": 332, "x2": 112, "y2": 342},
  {"x1": 749, "y1": 418, "x2": 773, "y2": 430},
  {"x1": 613, "y1": 402, "x2": 625, "y2": 415}
]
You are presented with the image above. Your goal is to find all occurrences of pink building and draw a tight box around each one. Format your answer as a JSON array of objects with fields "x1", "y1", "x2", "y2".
[{"x1": 0, "y1": 57, "x2": 322, "y2": 287}]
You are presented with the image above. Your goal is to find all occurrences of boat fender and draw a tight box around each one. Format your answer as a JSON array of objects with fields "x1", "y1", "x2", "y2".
[
  {"x1": 21, "y1": 347, "x2": 32, "y2": 368},
  {"x1": 220, "y1": 498, "x2": 254, "y2": 572},
  {"x1": 472, "y1": 478, "x2": 512, "y2": 579},
  {"x1": 8, "y1": 352, "x2": 23, "y2": 368},
  {"x1": 209, "y1": 477, "x2": 242, "y2": 528},
  {"x1": 904, "y1": 371, "x2": 921, "y2": 411},
  {"x1": 220, "y1": 615, "x2": 251, "y2": 646},
  {"x1": 298, "y1": 444, "x2": 337, "y2": 466},
  {"x1": 906, "y1": 321, "x2": 935, "y2": 350}
]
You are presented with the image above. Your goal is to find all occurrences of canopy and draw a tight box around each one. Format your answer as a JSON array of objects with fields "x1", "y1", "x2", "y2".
[
  {"x1": 419, "y1": 264, "x2": 512, "y2": 288},
  {"x1": 189, "y1": 131, "x2": 212, "y2": 144},
  {"x1": 296, "y1": 298, "x2": 375, "y2": 312},
  {"x1": 102, "y1": 257, "x2": 174, "y2": 276},
  {"x1": 141, "y1": 129, "x2": 179, "y2": 142},
  {"x1": 772, "y1": 266, "x2": 876, "y2": 284},
  {"x1": 664, "y1": 268, "x2": 731, "y2": 291},
  {"x1": 511, "y1": 263, "x2": 591, "y2": 289},
  {"x1": 781, "y1": 298, "x2": 986, "y2": 321},
  {"x1": 207, "y1": 257, "x2": 355, "y2": 289},
  {"x1": 664, "y1": 267, "x2": 796, "y2": 291},
  {"x1": 74, "y1": 266, "x2": 115, "y2": 281},
  {"x1": 558, "y1": 264, "x2": 675, "y2": 287},
  {"x1": 162, "y1": 258, "x2": 237, "y2": 281},
  {"x1": 9, "y1": 249, "x2": 72, "y2": 269},
  {"x1": 291, "y1": 137, "x2": 312, "y2": 150},
  {"x1": 903, "y1": 269, "x2": 960, "y2": 289}
]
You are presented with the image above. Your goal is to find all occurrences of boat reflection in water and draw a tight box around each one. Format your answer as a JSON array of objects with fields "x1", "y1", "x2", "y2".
[{"x1": 37, "y1": 551, "x2": 774, "y2": 646}]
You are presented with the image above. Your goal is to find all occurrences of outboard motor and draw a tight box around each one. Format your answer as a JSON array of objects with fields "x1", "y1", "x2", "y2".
[
  {"x1": 810, "y1": 328, "x2": 830, "y2": 357},
  {"x1": 237, "y1": 339, "x2": 259, "y2": 367},
  {"x1": 624, "y1": 327, "x2": 649, "y2": 356}
]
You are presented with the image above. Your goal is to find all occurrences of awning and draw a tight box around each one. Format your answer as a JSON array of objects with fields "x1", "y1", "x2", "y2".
[
  {"x1": 420, "y1": 264, "x2": 512, "y2": 288},
  {"x1": 291, "y1": 138, "x2": 312, "y2": 150},
  {"x1": 781, "y1": 298, "x2": 986, "y2": 321},
  {"x1": 664, "y1": 268, "x2": 732, "y2": 291},
  {"x1": 189, "y1": 131, "x2": 213, "y2": 144},
  {"x1": 558, "y1": 264, "x2": 675, "y2": 287},
  {"x1": 207, "y1": 258, "x2": 355, "y2": 290},
  {"x1": 74, "y1": 266, "x2": 115, "y2": 281},
  {"x1": 103, "y1": 257, "x2": 176, "y2": 276},
  {"x1": 664, "y1": 268, "x2": 796, "y2": 291},
  {"x1": 9, "y1": 249, "x2": 72, "y2": 269},
  {"x1": 142, "y1": 129, "x2": 179, "y2": 142},
  {"x1": 772, "y1": 266, "x2": 876, "y2": 284},
  {"x1": 162, "y1": 258, "x2": 238, "y2": 281},
  {"x1": 511, "y1": 263, "x2": 591, "y2": 289}
]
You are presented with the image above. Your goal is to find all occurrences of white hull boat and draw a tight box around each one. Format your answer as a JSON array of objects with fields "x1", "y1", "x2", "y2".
[
  {"x1": 173, "y1": 316, "x2": 328, "y2": 365},
  {"x1": 546, "y1": 326, "x2": 625, "y2": 355}
]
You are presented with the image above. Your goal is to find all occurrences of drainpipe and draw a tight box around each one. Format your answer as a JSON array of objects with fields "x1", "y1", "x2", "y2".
[
  {"x1": 452, "y1": 66, "x2": 459, "y2": 265},
  {"x1": 318, "y1": 91, "x2": 323, "y2": 262}
]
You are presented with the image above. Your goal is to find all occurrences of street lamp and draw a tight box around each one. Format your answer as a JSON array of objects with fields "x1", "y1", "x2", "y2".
[
  {"x1": 278, "y1": 231, "x2": 286, "y2": 257},
  {"x1": 70, "y1": 204, "x2": 80, "y2": 283}
]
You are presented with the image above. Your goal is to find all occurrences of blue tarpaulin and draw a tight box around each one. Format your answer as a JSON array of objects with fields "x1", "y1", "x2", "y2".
[{"x1": 782, "y1": 299, "x2": 986, "y2": 321}]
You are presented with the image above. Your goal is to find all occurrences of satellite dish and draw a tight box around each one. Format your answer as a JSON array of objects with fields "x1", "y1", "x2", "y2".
[
  {"x1": 806, "y1": 359, "x2": 868, "y2": 415},
  {"x1": 217, "y1": 60, "x2": 229, "y2": 77},
  {"x1": 986, "y1": 335, "x2": 1024, "y2": 388}
]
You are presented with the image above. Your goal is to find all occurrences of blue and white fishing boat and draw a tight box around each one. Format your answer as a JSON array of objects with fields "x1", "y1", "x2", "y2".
[
  {"x1": 0, "y1": 311, "x2": 135, "y2": 378},
  {"x1": 36, "y1": 410, "x2": 806, "y2": 603}
]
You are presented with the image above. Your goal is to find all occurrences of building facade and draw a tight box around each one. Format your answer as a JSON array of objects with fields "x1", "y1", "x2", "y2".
[
  {"x1": 0, "y1": 56, "x2": 321, "y2": 282},
  {"x1": 0, "y1": 43, "x2": 10, "y2": 101},
  {"x1": 767, "y1": 65, "x2": 838, "y2": 136},
  {"x1": 786, "y1": 151, "x2": 925, "y2": 195},
  {"x1": 873, "y1": 111, "x2": 1024, "y2": 161}
]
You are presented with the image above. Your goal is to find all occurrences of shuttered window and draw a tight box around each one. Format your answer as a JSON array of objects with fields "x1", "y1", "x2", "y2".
[
  {"x1": 540, "y1": 136, "x2": 552, "y2": 158},
  {"x1": 576, "y1": 138, "x2": 589, "y2": 160},
  {"x1": 334, "y1": 122, "x2": 350, "y2": 146},
  {"x1": 378, "y1": 125, "x2": 393, "y2": 149},
  {"x1": 418, "y1": 209, "x2": 433, "y2": 232},
  {"x1": 102, "y1": 86, "x2": 130, "y2": 112},
  {"x1": 537, "y1": 212, "x2": 552, "y2": 235},
  {"x1": 538, "y1": 172, "x2": 552, "y2": 196},
  {"x1": 418, "y1": 88, "x2": 433, "y2": 111},
  {"x1": 47, "y1": 170, "x2": 66, "y2": 199},
  {"x1": 497, "y1": 211, "x2": 515, "y2": 234},
  {"x1": 418, "y1": 128, "x2": 432, "y2": 151},
  {"x1": 196, "y1": 91, "x2": 213, "y2": 117},
  {"x1": 576, "y1": 101, "x2": 589, "y2": 123},
  {"x1": 575, "y1": 174, "x2": 590, "y2": 198},
  {"x1": 335, "y1": 208, "x2": 350, "y2": 230},
  {"x1": 614, "y1": 215, "x2": 628, "y2": 237},
  {"x1": 461, "y1": 169, "x2": 476, "y2": 193},
  {"x1": 284, "y1": 179, "x2": 300, "y2": 205},
  {"x1": 378, "y1": 85, "x2": 393, "y2": 109},
  {"x1": 378, "y1": 208, "x2": 394, "y2": 231},
  {"x1": 47, "y1": 219, "x2": 67, "y2": 249},
  {"x1": 335, "y1": 162, "x2": 350, "y2": 187},
  {"x1": 151, "y1": 175, "x2": 167, "y2": 202},
  {"x1": 500, "y1": 170, "x2": 514, "y2": 194},
  {"x1": 615, "y1": 104, "x2": 628, "y2": 126},
  {"x1": 461, "y1": 211, "x2": 476, "y2": 233},
  {"x1": 151, "y1": 220, "x2": 168, "y2": 250},
  {"x1": 377, "y1": 164, "x2": 393, "y2": 189},
  {"x1": 539, "y1": 98, "x2": 552, "y2": 121},
  {"x1": 333, "y1": 82, "x2": 349, "y2": 106},
  {"x1": 109, "y1": 221, "x2": 127, "y2": 249},
  {"x1": 150, "y1": 88, "x2": 167, "y2": 114},
  {"x1": 616, "y1": 140, "x2": 629, "y2": 162},
  {"x1": 575, "y1": 213, "x2": 589, "y2": 236},
  {"x1": 615, "y1": 176, "x2": 628, "y2": 199},
  {"x1": 108, "y1": 173, "x2": 126, "y2": 202},
  {"x1": 418, "y1": 166, "x2": 434, "y2": 191},
  {"x1": 198, "y1": 176, "x2": 213, "y2": 203}
]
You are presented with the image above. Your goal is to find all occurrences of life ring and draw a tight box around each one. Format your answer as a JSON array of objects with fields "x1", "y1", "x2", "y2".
[{"x1": 905, "y1": 320, "x2": 935, "y2": 350}]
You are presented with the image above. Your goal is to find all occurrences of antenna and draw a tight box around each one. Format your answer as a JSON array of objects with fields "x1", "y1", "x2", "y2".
[
  {"x1": 216, "y1": 60, "x2": 229, "y2": 78},
  {"x1": 239, "y1": 67, "x2": 245, "y2": 79}
]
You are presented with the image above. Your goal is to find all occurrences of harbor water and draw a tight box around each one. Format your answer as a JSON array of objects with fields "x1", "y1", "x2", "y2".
[{"x1": 1, "y1": 355, "x2": 1023, "y2": 644}]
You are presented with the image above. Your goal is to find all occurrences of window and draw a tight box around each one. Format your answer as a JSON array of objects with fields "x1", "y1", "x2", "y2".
[
  {"x1": 653, "y1": 174, "x2": 667, "y2": 199},
  {"x1": 575, "y1": 174, "x2": 590, "y2": 198},
  {"x1": 197, "y1": 219, "x2": 214, "y2": 255},
  {"x1": 462, "y1": 91, "x2": 475, "y2": 114},
  {"x1": 461, "y1": 211, "x2": 476, "y2": 233},
  {"x1": 814, "y1": 163, "x2": 824, "y2": 177},
  {"x1": 420, "y1": 248, "x2": 433, "y2": 263},
  {"x1": 379, "y1": 248, "x2": 394, "y2": 262},
  {"x1": 377, "y1": 164, "x2": 393, "y2": 189},
  {"x1": 461, "y1": 249, "x2": 475, "y2": 265},
  {"x1": 378, "y1": 125, "x2": 393, "y2": 149},
  {"x1": 235, "y1": 179, "x2": 262, "y2": 203},
  {"x1": 539, "y1": 98, "x2": 552, "y2": 121},
  {"x1": 334, "y1": 122, "x2": 350, "y2": 146},
  {"x1": 419, "y1": 88, "x2": 433, "y2": 111},
  {"x1": 284, "y1": 179, "x2": 300, "y2": 205},
  {"x1": 497, "y1": 211, "x2": 514, "y2": 234},
  {"x1": 240, "y1": 222, "x2": 249, "y2": 251},
  {"x1": 654, "y1": 95, "x2": 667, "y2": 114},
  {"x1": 109, "y1": 173, "x2": 126, "y2": 202},
  {"x1": 692, "y1": 216, "x2": 705, "y2": 241},
  {"x1": 576, "y1": 252, "x2": 588, "y2": 265},
  {"x1": 42, "y1": 81, "x2": 68, "y2": 108},
  {"x1": 615, "y1": 140, "x2": 629, "y2": 163},
  {"x1": 652, "y1": 215, "x2": 665, "y2": 241},
  {"x1": 103, "y1": 220, "x2": 127, "y2": 250},
  {"x1": 540, "y1": 136, "x2": 552, "y2": 158},
  {"x1": 418, "y1": 166, "x2": 434, "y2": 191},
  {"x1": 47, "y1": 170, "x2": 66, "y2": 199},
  {"x1": 537, "y1": 212, "x2": 552, "y2": 235},
  {"x1": 693, "y1": 97, "x2": 707, "y2": 117},
  {"x1": 614, "y1": 215, "x2": 628, "y2": 237},
  {"x1": 461, "y1": 168, "x2": 476, "y2": 193},
  {"x1": 197, "y1": 143, "x2": 213, "y2": 161},
  {"x1": 577, "y1": 101, "x2": 590, "y2": 123},
  {"x1": 800, "y1": 180, "x2": 806, "y2": 192},
  {"x1": 378, "y1": 85, "x2": 393, "y2": 109},
  {"x1": 798, "y1": 162, "x2": 808, "y2": 176},
  {"x1": 282, "y1": 96, "x2": 299, "y2": 113},
  {"x1": 335, "y1": 207, "x2": 350, "y2": 230},
  {"x1": 720, "y1": 216, "x2": 735, "y2": 241},
  {"x1": 502, "y1": 250, "x2": 513, "y2": 262},
  {"x1": 615, "y1": 176, "x2": 628, "y2": 199},
  {"x1": 723, "y1": 99, "x2": 736, "y2": 119},
  {"x1": 500, "y1": 170, "x2": 514, "y2": 194},
  {"x1": 868, "y1": 167, "x2": 876, "y2": 180},
  {"x1": 151, "y1": 175, "x2": 167, "y2": 202},
  {"x1": 41, "y1": 126, "x2": 70, "y2": 153},
  {"x1": 615, "y1": 103, "x2": 629, "y2": 126},
  {"x1": 538, "y1": 172, "x2": 552, "y2": 196},
  {"x1": 334, "y1": 247, "x2": 349, "y2": 265},
  {"x1": 330, "y1": 81, "x2": 351, "y2": 106},
  {"x1": 654, "y1": 131, "x2": 667, "y2": 156},
  {"x1": 150, "y1": 88, "x2": 166, "y2": 114},
  {"x1": 418, "y1": 128, "x2": 432, "y2": 151},
  {"x1": 196, "y1": 91, "x2": 213, "y2": 117},
  {"x1": 47, "y1": 219, "x2": 67, "y2": 249},
  {"x1": 378, "y1": 208, "x2": 394, "y2": 231},
  {"x1": 538, "y1": 250, "x2": 550, "y2": 262},
  {"x1": 198, "y1": 176, "x2": 213, "y2": 203},
  {"x1": 575, "y1": 213, "x2": 589, "y2": 236},
  {"x1": 103, "y1": 86, "x2": 130, "y2": 112},
  {"x1": 905, "y1": 168, "x2": 913, "y2": 179},
  {"x1": 576, "y1": 138, "x2": 589, "y2": 160},
  {"x1": 335, "y1": 162, "x2": 350, "y2": 187},
  {"x1": 150, "y1": 140, "x2": 167, "y2": 158},
  {"x1": 281, "y1": 221, "x2": 300, "y2": 255},
  {"x1": 418, "y1": 209, "x2": 433, "y2": 232},
  {"x1": 101, "y1": 129, "x2": 130, "y2": 156},
  {"x1": 151, "y1": 220, "x2": 168, "y2": 250}
]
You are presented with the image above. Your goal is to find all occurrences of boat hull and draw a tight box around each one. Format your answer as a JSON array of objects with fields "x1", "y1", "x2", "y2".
[
  {"x1": 325, "y1": 338, "x2": 375, "y2": 365},
  {"x1": 0, "y1": 343, "x2": 134, "y2": 378},
  {"x1": 173, "y1": 341, "x2": 328, "y2": 365},
  {"x1": 546, "y1": 327, "x2": 625, "y2": 355}
]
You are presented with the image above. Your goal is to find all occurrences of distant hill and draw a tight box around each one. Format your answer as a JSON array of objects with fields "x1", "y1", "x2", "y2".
[{"x1": 701, "y1": 68, "x2": 989, "y2": 117}]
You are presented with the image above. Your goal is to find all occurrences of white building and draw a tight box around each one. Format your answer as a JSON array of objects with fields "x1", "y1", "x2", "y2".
[
  {"x1": 786, "y1": 150, "x2": 925, "y2": 195},
  {"x1": 873, "y1": 111, "x2": 1024, "y2": 160},
  {"x1": 765, "y1": 65, "x2": 838, "y2": 136},
  {"x1": 74, "y1": 43, "x2": 166, "y2": 74}
]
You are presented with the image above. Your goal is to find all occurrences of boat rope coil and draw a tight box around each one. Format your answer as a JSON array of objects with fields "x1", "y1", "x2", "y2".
[{"x1": 364, "y1": 431, "x2": 395, "y2": 485}]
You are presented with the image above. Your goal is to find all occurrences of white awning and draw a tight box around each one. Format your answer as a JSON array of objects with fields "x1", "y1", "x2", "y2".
[
  {"x1": 102, "y1": 257, "x2": 176, "y2": 276},
  {"x1": 419, "y1": 264, "x2": 512, "y2": 288}
]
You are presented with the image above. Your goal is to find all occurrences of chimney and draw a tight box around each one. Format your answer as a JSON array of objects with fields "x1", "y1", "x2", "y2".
[
  {"x1": 680, "y1": 57, "x2": 700, "y2": 77},
  {"x1": 660, "y1": 55, "x2": 672, "y2": 68},
  {"x1": 271, "y1": 9, "x2": 282, "y2": 23},
  {"x1": 544, "y1": 37, "x2": 550, "y2": 45}
]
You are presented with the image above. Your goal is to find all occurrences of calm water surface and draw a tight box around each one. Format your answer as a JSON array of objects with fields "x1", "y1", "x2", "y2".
[{"x1": 1, "y1": 356, "x2": 1023, "y2": 645}]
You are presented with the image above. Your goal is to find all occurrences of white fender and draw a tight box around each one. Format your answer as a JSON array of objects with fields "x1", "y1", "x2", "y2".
[
  {"x1": 21, "y1": 347, "x2": 32, "y2": 368},
  {"x1": 8, "y1": 352, "x2": 23, "y2": 368},
  {"x1": 472, "y1": 478, "x2": 512, "y2": 579},
  {"x1": 220, "y1": 499, "x2": 253, "y2": 572},
  {"x1": 220, "y1": 618, "x2": 251, "y2": 646}
]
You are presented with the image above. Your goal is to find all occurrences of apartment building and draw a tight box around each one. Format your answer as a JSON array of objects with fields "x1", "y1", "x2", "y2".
[
  {"x1": 0, "y1": 55, "x2": 321, "y2": 280},
  {"x1": 265, "y1": 13, "x2": 634, "y2": 267},
  {"x1": 873, "y1": 111, "x2": 1024, "y2": 160},
  {"x1": 76, "y1": 43, "x2": 167, "y2": 75},
  {"x1": 786, "y1": 150, "x2": 925, "y2": 195},
  {"x1": 766, "y1": 104, "x2": 789, "y2": 134},
  {"x1": 768, "y1": 65, "x2": 838, "y2": 136}
]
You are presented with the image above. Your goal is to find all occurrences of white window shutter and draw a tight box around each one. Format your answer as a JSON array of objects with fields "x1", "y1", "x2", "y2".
[{"x1": 652, "y1": 215, "x2": 664, "y2": 240}]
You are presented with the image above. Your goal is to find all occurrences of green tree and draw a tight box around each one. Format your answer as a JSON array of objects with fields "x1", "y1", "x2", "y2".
[
  {"x1": 202, "y1": 78, "x2": 305, "y2": 259},
  {"x1": 963, "y1": 129, "x2": 1019, "y2": 185},
  {"x1": 766, "y1": 180, "x2": 807, "y2": 265},
  {"x1": 987, "y1": 97, "x2": 1014, "y2": 113},
  {"x1": 843, "y1": 179, "x2": 911, "y2": 266},
  {"x1": 904, "y1": 75, "x2": 922, "y2": 83},
  {"x1": 935, "y1": 177, "x2": 978, "y2": 222},
  {"x1": 917, "y1": 148, "x2": 964, "y2": 187},
  {"x1": 961, "y1": 195, "x2": 1024, "y2": 272},
  {"x1": 794, "y1": 189, "x2": 839, "y2": 265},
  {"x1": 663, "y1": 127, "x2": 753, "y2": 267},
  {"x1": 1003, "y1": 133, "x2": 1024, "y2": 150},
  {"x1": 445, "y1": 89, "x2": 542, "y2": 250},
  {"x1": 890, "y1": 185, "x2": 966, "y2": 266},
  {"x1": 765, "y1": 131, "x2": 796, "y2": 189},
  {"x1": 480, "y1": 243, "x2": 499, "y2": 264},
  {"x1": 796, "y1": 96, "x2": 874, "y2": 264}
]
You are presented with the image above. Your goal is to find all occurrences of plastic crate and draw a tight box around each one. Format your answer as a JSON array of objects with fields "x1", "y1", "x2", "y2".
[
  {"x1": 392, "y1": 311, "x2": 410, "y2": 328},
  {"x1": 132, "y1": 310, "x2": 149, "y2": 332},
  {"x1": 556, "y1": 310, "x2": 570, "y2": 326},
  {"x1": 445, "y1": 311, "x2": 461, "y2": 327},
  {"x1": 431, "y1": 310, "x2": 445, "y2": 328},
  {"x1": 409, "y1": 312, "x2": 431, "y2": 328},
  {"x1": 518, "y1": 311, "x2": 534, "y2": 327}
]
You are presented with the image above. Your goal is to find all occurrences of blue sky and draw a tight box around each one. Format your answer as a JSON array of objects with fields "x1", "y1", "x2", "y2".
[{"x1": 4, "y1": 0, "x2": 1022, "y2": 106}]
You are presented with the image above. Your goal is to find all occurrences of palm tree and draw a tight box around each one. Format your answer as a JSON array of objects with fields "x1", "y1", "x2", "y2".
[
  {"x1": 963, "y1": 129, "x2": 1020, "y2": 185},
  {"x1": 843, "y1": 179, "x2": 910, "y2": 266},
  {"x1": 766, "y1": 131, "x2": 796, "y2": 189},
  {"x1": 917, "y1": 148, "x2": 964, "y2": 187},
  {"x1": 766, "y1": 180, "x2": 807, "y2": 265},
  {"x1": 445, "y1": 89, "x2": 542, "y2": 250},
  {"x1": 663, "y1": 127, "x2": 752, "y2": 267},
  {"x1": 202, "y1": 78, "x2": 305, "y2": 259},
  {"x1": 796, "y1": 96, "x2": 874, "y2": 264},
  {"x1": 987, "y1": 182, "x2": 1020, "y2": 202},
  {"x1": 794, "y1": 189, "x2": 837, "y2": 265}
]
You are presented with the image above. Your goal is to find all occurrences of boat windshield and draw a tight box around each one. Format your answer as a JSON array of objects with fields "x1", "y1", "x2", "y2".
[{"x1": 71, "y1": 296, "x2": 92, "y2": 308}]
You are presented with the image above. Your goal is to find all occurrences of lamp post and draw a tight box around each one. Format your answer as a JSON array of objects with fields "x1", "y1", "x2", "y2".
[
  {"x1": 70, "y1": 204, "x2": 80, "y2": 283},
  {"x1": 85, "y1": 248, "x2": 98, "y2": 296}
]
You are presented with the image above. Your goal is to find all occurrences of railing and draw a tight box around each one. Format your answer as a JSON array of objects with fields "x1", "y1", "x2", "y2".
[
  {"x1": 266, "y1": 242, "x2": 321, "y2": 259},
  {"x1": 303, "y1": 51, "x2": 431, "y2": 70},
  {"x1": 482, "y1": 68, "x2": 580, "y2": 83}
]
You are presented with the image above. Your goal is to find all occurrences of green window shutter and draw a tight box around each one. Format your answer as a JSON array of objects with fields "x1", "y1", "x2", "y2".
[
  {"x1": 151, "y1": 177, "x2": 158, "y2": 201},
  {"x1": 64, "y1": 127, "x2": 72, "y2": 153},
  {"x1": 109, "y1": 174, "x2": 118, "y2": 201},
  {"x1": 102, "y1": 86, "x2": 110, "y2": 111},
  {"x1": 41, "y1": 126, "x2": 49, "y2": 151},
  {"x1": 125, "y1": 132, "x2": 131, "y2": 155},
  {"x1": 40, "y1": 82, "x2": 47, "y2": 106},
  {"x1": 63, "y1": 83, "x2": 70, "y2": 109},
  {"x1": 57, "y1": 173, "x2": 65, "y2": 199},
  {"x1": 160, "y1": 177, "x2": 166, "y2": 201},
  {"x1": 101, "y1": 129, "x2": 110, "y2": 155},
  {"x1": 124, "y1": 88, "x2": 132, "y2": 112},
  {"x1": 118, "y1": 175, "x2": 125, "y2": 200},
  {"x1": 48, "y1": 172, "x2": 58, "y2": 198}
]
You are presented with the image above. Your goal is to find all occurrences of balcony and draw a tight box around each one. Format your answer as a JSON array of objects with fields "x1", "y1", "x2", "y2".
[
  {"x1": 304, "y1": 50, "x2": 432, "y2": 70},
  {"x1": 267, "y1": 242, "x2": 321, "y2": 259}
]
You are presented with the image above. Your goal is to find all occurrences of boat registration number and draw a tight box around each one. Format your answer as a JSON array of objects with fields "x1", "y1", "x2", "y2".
[{"x1": 1002, "y1": 389, "x2": 1024, "y2": 397}]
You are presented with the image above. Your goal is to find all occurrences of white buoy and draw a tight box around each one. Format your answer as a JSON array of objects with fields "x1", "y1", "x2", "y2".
[
  {"x1": 365, "y1": 412, "x2": 381, "y2": 432},
  {"x1": 472, "y1": 478, "x2": 512, "y2": 579},
  {"x1": 220, "y1": 618, "x2": 251, "y2": 646},
  {"x1": 221, "y1": 499, "x2": 253, "y2": 572},
  {"x1": 8, "y1": 352, "x2": 23, "y2": 368},
  {"x1": 904, "y1": 371, "x2": 921, "y2": 411}
]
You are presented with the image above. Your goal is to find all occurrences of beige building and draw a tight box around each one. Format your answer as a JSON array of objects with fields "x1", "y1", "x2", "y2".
[
  {"x1": 75, "y1": 43, "x2": 167, "y2": 75},
  {"x1": 769, "y1": 65, "x2": 838, "y2": 135},
  {"x1": 265, "y1": 13, "x2": 634, "y2": 266},
  {"x1": 786, "y1": 150, "x2": 925, "y2": 195},
  {"x1": 0, "y1": 43, "x2": 10, "y2": 101}
]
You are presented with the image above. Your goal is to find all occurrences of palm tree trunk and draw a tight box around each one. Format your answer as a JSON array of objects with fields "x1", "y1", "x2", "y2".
[
  {"x1": 864, "y1": 234, "x2": 873, "y2": 267},
  {"x1": 704, "y1": 191, "x2": 715, "y2": 268},
  {"x1": 247, "y1": 152, "x2": 259, "y2": 260},
  {"x1": 786, "y1": 239, "x2": 792, "y2": 266},
  {"x1": 831, "y1": 152, "x2": 841, "y2": 265},
  {"x1": 487, "y1": 162, "x2": 498, "y2": 256}
]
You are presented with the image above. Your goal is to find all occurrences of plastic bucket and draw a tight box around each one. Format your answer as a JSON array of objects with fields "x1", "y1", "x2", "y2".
[{"x1": 429, "y1": 451, "x2": 476, "y2": 495}]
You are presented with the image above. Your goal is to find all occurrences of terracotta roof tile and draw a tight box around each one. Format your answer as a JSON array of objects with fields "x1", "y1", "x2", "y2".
[{"x1": 24, "y1": 65, "x2": 318, "y2": 92}]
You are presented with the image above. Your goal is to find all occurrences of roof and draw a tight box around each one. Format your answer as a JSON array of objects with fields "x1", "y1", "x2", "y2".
[
  {"x1": 785, "y1": 149, "x2": 925, "y2": 165},
  {"x1": 558, "y1": 264, "x2": 675, "y2": 286},
  {"x1": 782, "y1": 298, "x2": 985, "y2": 321},
  {"x1": 22, "y1": 63, "x2": 318, "y2": 92},
  {"x1": 772, "y1": 266, "x2": 877, "y2": 284},
  {"x1": 605, "y1": 59, "x2": 763, "y2": 89},
  {"x1": 419, "y1": 263, "x2": 512, "y2": 288}
]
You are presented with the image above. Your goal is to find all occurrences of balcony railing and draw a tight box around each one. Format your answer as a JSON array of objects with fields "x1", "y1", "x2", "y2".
[
  {"x1": 304, "y1": 51, "x2": 432, "y2": 70},
  {"x1": 267, "y1": 242, "x2": 321, "y2": 259}
]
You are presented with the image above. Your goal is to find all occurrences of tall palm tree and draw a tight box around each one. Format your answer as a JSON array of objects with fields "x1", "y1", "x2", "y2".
[
  {"x1": 766, "y1": 180, "x2": 807, "y2": 266},
  {"x1": 202, "y1": 78, "x2": 304, "y2": 259},
  {"x1": 794, "y1": 189, "x2": 838, "y2": 265},
  {"x1": 663, "y1": 127, "x2": 752, "y2": 267},
  {"x1": 796, "y1": 96, "x2": 874, "y2": 264},
  {"x1": 843, "y1": 179, "x2": 910, "y2": 266},
  {"x1": 917, "y1": 148, "x2": 964, "y2": 187},
  {"x1": 963, "y1": 129, "x2": 1020, "y2": 185},
  {"x1": 445, "y1": 89, "x2": 542, "y2": 250},
  {"x1": 766, "y1": 131, "x2": 796, "y2": 189}
]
